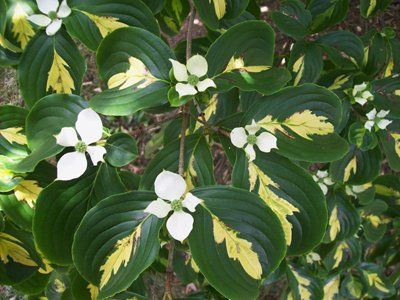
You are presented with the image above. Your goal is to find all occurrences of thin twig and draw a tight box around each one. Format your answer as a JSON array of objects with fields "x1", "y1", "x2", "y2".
[
  {"x1": 164, "y1": 1, "x2": 195, "y2": 299},
  {"x1": 192, "y1": 113, "x2": 231, "y2": 138},
  {"x1": 130, "y1": 112, "x2": 181, "y2": 135}
]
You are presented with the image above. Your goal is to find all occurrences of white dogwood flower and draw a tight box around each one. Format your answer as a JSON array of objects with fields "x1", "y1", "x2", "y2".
[
  {"x1": 28, "y1": 0, "x2": 71, "y2": 36},
  {"x1": 352, "y1": 82, "x2": 373, "y2": 106},
  {"x1": 230, "y1": 120, "x2": 277, "y2": 162},
  {"x1": 55, "y1": 108, "x2": 106, "y2": 181},
  {"x1": 169, "y1": 54, "x2": 216, "y2": 98},
  {"x1": 144, "y1": 170, "x2": 202, "y2": 242},
  {"x1": 364, "y1": 109, "x2": 392, "y2": 132},
  {"x1": 312, "y1": 170, "x2": 334, "y2": 195}
]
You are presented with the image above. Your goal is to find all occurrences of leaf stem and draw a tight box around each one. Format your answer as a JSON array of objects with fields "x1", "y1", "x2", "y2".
[{"x1": 164, "y1": 2, "x2": 196, "y2": 299}]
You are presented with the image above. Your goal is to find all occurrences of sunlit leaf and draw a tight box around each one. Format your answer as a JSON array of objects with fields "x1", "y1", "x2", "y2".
[
  {"x1": 99, "y1": 224, "x2": 142, "y2": 289},
  {"x1": 248, "y1": 162, "x2": 299, "y2": 246},
  {"x1": 0, "y1": 232, "x2": 37, "y2": 266},
  {"x1": 81, "y1": 11, "x2": 128, "y2": 37},
  {"x1": 11, "y1": 3, "x2": 34, "y2": 49},
  {"x1": 14, "y1": 180, "x2": 42, "y2": 208},
  {"x1": 212, "y1": 215, "x2": 262, "y2": 279},
  {"x1": 258, "y1": 109, "x2": 334, "y2": 140},
  {"x1": 46, "y1": 50, "x2": 76, "y2": 94},
  {"x1": 0, "y1": 127, "x2": 27, "y2": 145}
]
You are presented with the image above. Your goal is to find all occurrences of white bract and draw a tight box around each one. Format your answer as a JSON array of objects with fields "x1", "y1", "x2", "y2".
[
  {"x1": 230, "y1": 120, "x2": 277, "y2": 162},
  {"x1": 28, "y1": 0, "x2": 71, "y2": 36},
  {"x1": 352, "y1": 82, "x2": 373, "y2": 106},
  {"x1": 55, "y1": 109, "x2": 106, "y2": 181},
  {"x1": 364, "y1": 109, "x2": 392, "y2": 132},
  {"x1": 169, "y1": 54, "x2": 216, "y2": 98},
  {"x1": 312, "y1": 170, "x2": 334, "y2": 195},
  {"x1": 144, "y1": 171, "x2": 202, "y2": 242}
]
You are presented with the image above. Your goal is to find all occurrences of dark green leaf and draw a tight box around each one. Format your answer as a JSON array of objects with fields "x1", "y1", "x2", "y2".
[
  {"x1": 33, "y1": 164, "x2": 126, "y2": 265},
  {"x1": 18, "y1": 30, "x2": 86, "y2": 107},
  {"x1": 105, "y1": 133, "x2": 138, "y2": 167}
]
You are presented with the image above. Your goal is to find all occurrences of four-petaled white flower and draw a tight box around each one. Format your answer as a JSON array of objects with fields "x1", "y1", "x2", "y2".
[
  {"x1": 55, "y1": 108, "x2": 106, "y2": 181},
  {"x1": 312, "y1": 170, "x2": 334, "y2": 195},
  {"x1": 345, "y1": 185, "x2": 367, "y2": 197},
  {"x1": 144, "y1": 171, "x2": 202, "y2": 242},
  {"x1": 364, "y1": 108, "x2": 392, "y2": 132},
  {"x1": 352, "y1": 82, "x2": 373, "y2": 106},
  {"x1": 230, "y1": 120, "x2": 277, "y2": 162},
  {"x1": 28, "y1": 0, "x2": 71, "y2": 36},
  {"x1": 169, "y1": 55, "x2": 216, "y2": 98}
]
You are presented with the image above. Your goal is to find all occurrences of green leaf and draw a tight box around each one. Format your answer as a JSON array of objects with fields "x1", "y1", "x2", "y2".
[
  {"x1": 91, "y1": 27, "x2": 174, "y2": 116},
  {"x1": 348, "y1": 122, "x2": 378, "y2": 151},
  {"x1": 193, "y1": 0, "x2": 249, "y2": 29},
  {"x1": 379, "y1": 130, "x2": 400, "y2": 171},
  {"x1": 18, "y1": 30, "x2": 86, "y2": 108},
  {"x1": 317, "y1": 31, "x2": 364, "y2": 69},
  {"x1": 0, "y1": 193, "x2": 33, "y2": 231},
  {"x1": 374, "y1": 175, "x2": 400, "y2": 209},
  {"x1": 72, "y1": 191, "x2": 163, "y2": 299},
  {"x1": 140, "y1": 135, "x2": 214, "y2": 190},
  {"x1": 142, "y1": 0, "x2": 165, "y2": 14},
  {"x1": 340, "y1": 272, "x2": 368, "y2": 299},
  {"x1": 44, "y1": 271, "x2": 71, "y2": 299},
  {"x1": 0, "y1": 105, "x2": 27, "y2": 129},
  {"x1": 286, "y1": 265, "x2": 324, "y2": 300},
  {"x1": 360, "y1": 263, "x2": 395, "y2": 298},
  {"x1": 362, "y1": 29, "x2": 390, "y2": 77},
  {"x1": 0, "y1": 0, "x2": 6, "y2": 34},
  {"x1": 65, "y1": 0, "x2": 159, "y2": 50},
  {"x1": 9, "y1": 94, "x2": 87, "y2": 173},
  {"x1": 288, "y1": 41, "x2": 323, "y2": 85},
  {"x1": 206, "y1": 20, "x2": 291, "y2": 95},
  {"x1": 360, "y1": 0, "x2": 392, "y2": 18},
  {"x1": 271, "y1": 0, "x2": 312, "y2": 40},
  {"x1": 232, "y1": 151, "x2": 327, "y2": 255},
  {"x1": 119, "y1": 170, "x2": 140, "y2": 191},
  {"x1": 329, "y1": 145, "x2": 381, "y2": 184},
  {"x1": 188, "y1": 186, "x2": 286, "y2": 300},
  {"x1": 158, "y1": 0, "x2": 190, "y2": 36},
  {"x1": 33, "y1": 164, "x2": 126, "y2": 265},
  {"x1": 308, "y1": 0, "x2": 349, "y2": 32},
  {"x1": 323, "y1": 237, "x2": 361, "y2": 273},
  {"x1": 363, "y1": 215, "x2": 387, "y2": 242},
  {"x1": 0, "y1": 222, "x2": 41, "y2": 285},
  {"x1": 105, "y1": 133, "x2": 138, "y2": 167},
  {"x1": 242, "y1": 84, "x2": 349, "y2": 162},
  {"x1": 324, "y1": 192, "x2": 360, "y2": 243},
  {"x1": 13, "y1": 271, "x2": 50, "y2": 296},
  {"x1": 70, "y1": 270, "x2": 95, "y2": 300},
  {"x1": 0, "y1": 105, "x2": 29, "y2": 160}
]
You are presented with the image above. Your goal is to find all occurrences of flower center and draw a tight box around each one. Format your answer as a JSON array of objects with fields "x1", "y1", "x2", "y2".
[
  {"x1": 171, "y1": 199, "x2": 183, "y2": 211},
  {"x1": 247, "y1": 134, "x2": 257, "y2": 145},
  {"x1": 75, "y1": 141, "x2": 87, "y2": 153},
  {"x1": 48, "y1": 11, "x2": 58, "y2": 20},
  {"x1": 187, "y1": 74, "x2": 199, "y2": 86}
]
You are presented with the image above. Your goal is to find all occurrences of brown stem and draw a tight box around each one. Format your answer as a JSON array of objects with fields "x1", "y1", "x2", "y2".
[
  {"x1": 164, "y1": 2, "x2": 195, "y2": 299},
  {"x1": 194, "y1": 114, "x2": 231, "y2": 138}
]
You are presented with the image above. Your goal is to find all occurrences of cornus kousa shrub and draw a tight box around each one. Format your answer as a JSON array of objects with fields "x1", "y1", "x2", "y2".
[{"x1": 0, "y1": 0, "x2": 400, "y2": 299}]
